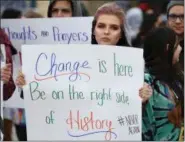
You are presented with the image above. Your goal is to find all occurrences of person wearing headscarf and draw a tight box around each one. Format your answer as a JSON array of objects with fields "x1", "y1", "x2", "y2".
[{"x1": 47, "y1": 0, "x2": 83, "y2": 18}]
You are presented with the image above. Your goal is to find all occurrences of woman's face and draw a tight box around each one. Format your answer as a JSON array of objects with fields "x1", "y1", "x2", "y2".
[
  {"x1": 172, "y1": 44, "x2": 182, "y2": 64},
  {"x1": 94, "y1": 14, "x2": 122, "y2": 45}
]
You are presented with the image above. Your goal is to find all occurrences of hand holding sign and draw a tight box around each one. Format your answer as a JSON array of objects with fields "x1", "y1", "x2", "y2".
[
  {"x1": 139, "y1": 83, "x2": 153, "y2": 103},
  {"x1": 15, "y1": 70, "x2": 26, "y2": 87},
  {"x1": 1, "y1": 63, "x2": 12, "y2": 83}
]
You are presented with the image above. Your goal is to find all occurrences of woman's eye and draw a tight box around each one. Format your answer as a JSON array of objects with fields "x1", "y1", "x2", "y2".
[
  {"x1": 111, "y1": 26, "x2": 119, "y2": 30},
  {"x1": 97, "y1": 24, "x2": 105, "y2": 28},
  {"x1": 52, "y1": 8, "x2": 59, "y2": 13}
]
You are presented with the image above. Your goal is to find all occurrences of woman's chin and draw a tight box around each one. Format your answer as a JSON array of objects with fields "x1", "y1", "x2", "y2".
[{"x1": 98, "y1": 41, "x2": 113, "y2": 46}]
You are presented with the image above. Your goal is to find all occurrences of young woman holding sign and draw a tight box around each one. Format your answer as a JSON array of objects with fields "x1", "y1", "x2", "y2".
[
  {"x1": 142, "y1": 27, "x2": 184, "y2": 141},
  {"x1": 16, "y1": 2, "x2": 152, "y2": 103},
  {"x1": 15, "y1": 3, "x2": 153, "y2": 140}
]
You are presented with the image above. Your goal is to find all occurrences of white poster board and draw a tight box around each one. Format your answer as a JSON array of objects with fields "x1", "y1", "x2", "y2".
[
  {"x1": 1, "y1": 17, "x2": 93, "y2": 108},
  {"x1": 1, "y1": 17, "x2": 93, "y2": 52},
  {"x1": 22, "y1": 44, "x2": 144, "y2": 141}
]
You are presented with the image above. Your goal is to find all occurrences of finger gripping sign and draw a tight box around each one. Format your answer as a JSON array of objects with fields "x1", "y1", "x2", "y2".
[{"x1": 22, "y1": 44, "x2": 144, "y2": 141}]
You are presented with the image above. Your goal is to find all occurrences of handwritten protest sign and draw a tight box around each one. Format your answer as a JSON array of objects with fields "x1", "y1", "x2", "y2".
[
  {"x1": 1, "y1": 17, "x2": 93, "y2": 52},
  {"x1": 22, "y1": 44, "x2": 144, "y2": 140},
  {"x1": 2, "y1": 17, "x2": 93, "y2": 108}
]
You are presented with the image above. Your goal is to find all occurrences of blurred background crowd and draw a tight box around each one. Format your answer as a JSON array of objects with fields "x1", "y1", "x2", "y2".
[{"x1": 1, "y1": 0, "x2": 169, "y2": 17}]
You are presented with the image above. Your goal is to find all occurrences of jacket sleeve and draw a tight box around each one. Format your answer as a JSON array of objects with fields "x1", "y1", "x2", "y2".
[
  {"x1": 3, "y1": 78, "x2": 15, "y2": 101},
  {"x1": 142, "y1": 73, "x2": 156, "y2": 141},
  {"x1": 3, "y1": 44, "x2": 16, "y2": 101}
]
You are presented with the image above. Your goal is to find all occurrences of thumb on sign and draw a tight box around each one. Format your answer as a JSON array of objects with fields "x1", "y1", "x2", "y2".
[{"x1": 139, "y1": 83, "x2": 153, "y2": 104}]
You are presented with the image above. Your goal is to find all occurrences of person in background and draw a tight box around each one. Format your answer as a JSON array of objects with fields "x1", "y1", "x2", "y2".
[
  {"x1": 47, "y1": 0, "x2": 83, "y2": 18},
  {"x1": 115, "y1": 0, "x2": 132, "y2": 12},
  {"x1": 131, "y1": 12, "x2": 158, "y2": 48},
  {"x1": 166, "y1": 3, "x2": 184, "y2": 140},
  {"x1": 0, "y1": 28, "x2": 17, "y2": 141},
  {"x1": 80, "y1": 2, "x2": 89, "y2": 17},
  {"x1": 167, "y1": 0, "x2": 184, "y2": 71},
  {"x1": 167, "y1": 0, "x2": 184, "y2": 42},
  {"x1": 1, "y1": 8, "x2": 27, "y2": 141},
  {"x1": 1, "y1": 8, "x2": 22, "y2": 19},
  {"x1": 142, "y1": 27, "x2": 184, "y2": 141},
  {"x1": 1, "y1": 9, "x2": 19, "y2": 141},
  {"x1": 125, "y1": 7, "x2": 143, "y2": 46}
]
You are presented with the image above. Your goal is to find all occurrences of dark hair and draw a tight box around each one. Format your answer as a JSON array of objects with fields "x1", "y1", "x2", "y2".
[
  {"x1": 80, "y1": 2, "x2": 89, "y2": 16},
  {"x1": 47, "y1": 0, "x2": 73, "y2": 17},
  {"x1": 91, "y1": 2, "x2": 128, "y2": 46},
  {"x1": 132, "y1": 12, "x2": 158, "y2": 47},
  {"x1": 1, "y1": 8, "x2": 22, "y2": 19},
  {"x1": 144, "y1": 27, "x2": 183, "y2": 108}
]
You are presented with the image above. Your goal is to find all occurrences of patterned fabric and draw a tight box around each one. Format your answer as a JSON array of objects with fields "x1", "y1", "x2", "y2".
[
  {"x1": 0, "y1": 28, "x2": 16, "y2": 101},
  {"x1": 142, "y1": 73, "x2": 182, "y2": 141}
]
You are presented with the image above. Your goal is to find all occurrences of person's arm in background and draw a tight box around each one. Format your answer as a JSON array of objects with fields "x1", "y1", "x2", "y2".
[
  {"x1": 0, "y1": 28, "x2": 17, "y2": 141},
  {"x1": 2, "y1": 45, "x2": 16, "y2": 101},
  {"x1": 0, "y1": 29, "x2": 16, "y2": 101}
]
